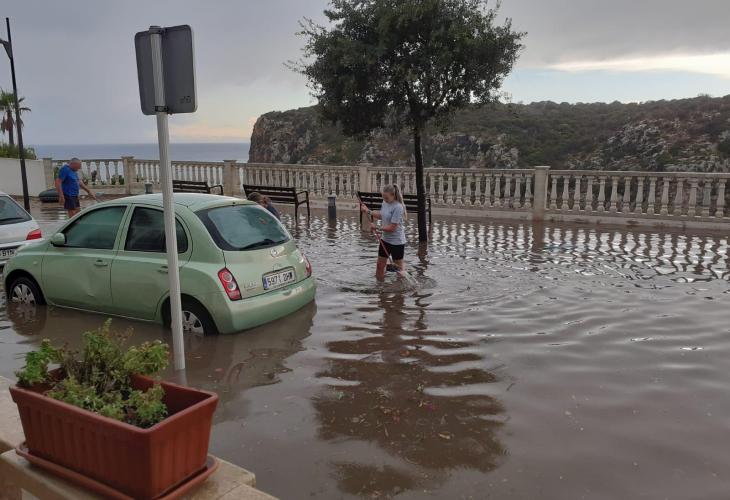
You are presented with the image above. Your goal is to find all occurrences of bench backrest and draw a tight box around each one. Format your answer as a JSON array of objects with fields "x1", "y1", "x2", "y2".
[
  {"x1": 242, "y1": 184, "x2": 301, "y2": 205},
  {"x1": 356, "y1": 191, "x2": 429, "y2": 213},
  {"x1": 172, "y1": 180, "x2": 211, "y2": 193}
]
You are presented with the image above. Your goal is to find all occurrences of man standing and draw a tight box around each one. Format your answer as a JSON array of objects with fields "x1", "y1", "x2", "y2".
[{"x1": 55, "y1": 157, "x2": 96, "y2": 217}]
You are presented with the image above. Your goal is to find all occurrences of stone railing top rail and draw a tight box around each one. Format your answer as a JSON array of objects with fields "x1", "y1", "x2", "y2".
[
  {"x1": 550, "y1": 169, "x2": 730, "y2": 179},
  {"x1": 53, "y1": 158, "x2": 123, "y2": 163},
  {"x1": 245, "y1": 162, "x2": 536, "y2": 175}
]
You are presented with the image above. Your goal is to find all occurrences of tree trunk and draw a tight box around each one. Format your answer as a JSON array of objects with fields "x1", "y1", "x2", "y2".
[
  {"x1": 6, "y1": 111, "x2": 14, "y2": 148},
  {"x1": 413, "y1": 127, "x2": 428, "y2": 242}
]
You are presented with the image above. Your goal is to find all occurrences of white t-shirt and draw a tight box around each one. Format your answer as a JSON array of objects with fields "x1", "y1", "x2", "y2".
[{"x1": 380, "y1": 201, "x2": 406, "y2": 245}]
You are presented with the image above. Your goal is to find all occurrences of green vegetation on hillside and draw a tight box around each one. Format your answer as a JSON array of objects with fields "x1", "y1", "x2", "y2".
[{"x1": 249, "y1": 95, "x2": 730, "y2": 172}]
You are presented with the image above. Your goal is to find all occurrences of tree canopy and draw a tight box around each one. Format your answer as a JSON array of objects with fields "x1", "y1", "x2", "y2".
[
  {"x1": 296, "y1": 0, "x2": 524, "y2": 240},
  {"x1": 298, "y1": 0, "x2": 524, "y2": 135}
]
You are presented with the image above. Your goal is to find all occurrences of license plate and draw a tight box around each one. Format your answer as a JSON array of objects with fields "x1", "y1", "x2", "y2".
[
  {"x1": 0, "y1": 248, "x2": 16, "y2": 259},
  {"x1": 263, "y1": 268, "x2": 295, "y2": 290}
]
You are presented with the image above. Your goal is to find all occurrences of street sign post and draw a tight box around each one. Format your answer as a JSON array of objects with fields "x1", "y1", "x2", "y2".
[{"x1": 135, "y1": 25, "x2": 196, "y2": 372}]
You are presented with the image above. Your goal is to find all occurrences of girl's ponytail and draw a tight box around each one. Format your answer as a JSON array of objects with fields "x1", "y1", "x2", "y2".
[{"x1": 392, "y1": 184, "x2": 407, "y2": 221}]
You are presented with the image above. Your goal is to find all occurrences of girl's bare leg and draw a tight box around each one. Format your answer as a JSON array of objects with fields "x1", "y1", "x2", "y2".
[
  {"x1": 376, "y1": 256, "x2": 388, "y2": 281},
  {"x1": 393, "y1": 259, "x2": 405, "y2": 277}
]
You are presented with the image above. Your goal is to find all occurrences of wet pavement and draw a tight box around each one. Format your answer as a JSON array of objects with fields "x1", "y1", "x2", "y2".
[{"x1": 2, "y1": 199, "x2": 730, "y2": 499}]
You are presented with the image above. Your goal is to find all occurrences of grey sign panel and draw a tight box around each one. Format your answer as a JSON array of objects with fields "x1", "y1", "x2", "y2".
[{"x1": 135, "y1": 25, "x2": 196, "y2": 115}]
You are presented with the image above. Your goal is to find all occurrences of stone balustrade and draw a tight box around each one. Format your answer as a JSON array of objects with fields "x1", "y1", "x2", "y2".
[
  {"x1": 51, "y1": 158, "x2": 125, "y2": 187},
  {"x1": 546, "y1": 170, "x2": 729, "y2": 222},
  {"x1": 42, "y1": 158, "x2": 730, "y2": 230}
]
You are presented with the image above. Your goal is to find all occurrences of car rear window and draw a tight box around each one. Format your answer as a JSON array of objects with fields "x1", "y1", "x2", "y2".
[
  {"x1": 0, "y1": 196, "x2": 31, "y2": 225},
  {"x1": 197, "y1": 204, "x2": 290, "y2": 251}
]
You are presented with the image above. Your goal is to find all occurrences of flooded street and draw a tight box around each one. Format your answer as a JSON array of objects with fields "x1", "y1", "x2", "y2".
[{"x1": 2, "y1": 200, "x2": 730, "y2": 499}]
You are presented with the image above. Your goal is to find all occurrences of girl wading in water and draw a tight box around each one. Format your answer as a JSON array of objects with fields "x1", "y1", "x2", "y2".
[{"x1": 360, "y1": 184, "x2": 408, "y2": 281}]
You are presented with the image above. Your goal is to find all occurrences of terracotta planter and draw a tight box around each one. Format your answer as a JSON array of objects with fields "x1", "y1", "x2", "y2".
[{"x1": 10, "y1": 374, "x2": 218, "y2": 499}]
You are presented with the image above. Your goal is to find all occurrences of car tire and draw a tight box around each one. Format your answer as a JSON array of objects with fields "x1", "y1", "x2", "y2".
[
  {"x1": 8, "y1": 276, "x2": 45, "y2": 306},
  {"x1": 164, "y1": 298, "x2": 218, "y2": 336}
]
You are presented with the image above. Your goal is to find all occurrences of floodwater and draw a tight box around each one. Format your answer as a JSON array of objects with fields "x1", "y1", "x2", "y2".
[{"x1": 2, "y1": 200, "x2": 730, "y2": 499}]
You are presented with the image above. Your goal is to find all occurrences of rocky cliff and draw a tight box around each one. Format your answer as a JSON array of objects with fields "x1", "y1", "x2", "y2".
[{"x1": 249, "y1": 95, "x2": 730, "y2": 173}]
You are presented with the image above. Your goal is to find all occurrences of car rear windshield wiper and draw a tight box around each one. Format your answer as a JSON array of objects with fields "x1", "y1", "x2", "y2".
[{"x1": 239, "y1": 238, "x2": 287, "y2": 250}]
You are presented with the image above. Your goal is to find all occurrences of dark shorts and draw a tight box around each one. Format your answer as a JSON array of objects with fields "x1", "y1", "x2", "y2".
[
  {"x1": 378, "y1": 241, "x2": 405, "y2": 260},
  {"x1": 63, "y1": 195, "x2": 80, "y2": 210}
]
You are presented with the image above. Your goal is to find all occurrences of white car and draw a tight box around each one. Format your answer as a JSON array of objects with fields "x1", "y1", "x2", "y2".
[{"x1": 0, "y1": 192, "x2": 42, "y2": 268}]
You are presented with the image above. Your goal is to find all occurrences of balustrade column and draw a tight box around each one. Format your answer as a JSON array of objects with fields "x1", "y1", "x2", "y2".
[
  {"x1": 647, "y1": 178, "x2": 657, "y2": 215},
  {"x1": 659, "y1": 177, "x2": 670, "y2": 215},
  {"x1": 701, "y1": 179, "x2": 712, "y2": 217},
  {"x1": 571, "y1": 176, "x2": 582, "y2": 212},
  {"x1": 634, "y1": 177, "x2": 645, "y2": 214},
  {"x1": 549, "y1": 175, "x2": 558, "y2": 210},
  {"x1": 121, "y1": 156, "x2": 134, "y2": 194},
  {"x1": 484, "y1": 174, "x2": 493, "y2": 208},
  {"x1": 222, "y1": 160, "x2": 237, "y2": 196},
  {"x1": 560, "y1": 175, "x2": 570, "y2": 211},
  {"x1": 456, "y1": 175, "x2": 464, "y2": 206},
  {"x1": 438, "y1": 173, "x2": 445, "y2": 205},
  {"x1": 465, "y1": 174, "x2": 474, "y2": 206},
  {"x1": 687, "y1": 178, "x2": 698, "y2": 216},
  {"x1": 609, "y1": 176, "x2": 619, "y2": 213},
  {"x1": 504, "y1": 174, "x2": 512, "y2": 208},
  {"x1": 473, "y1": 173, "x2": 482, "y2": 207},
  {"x1": 493, "y1": 174, "x2": 502, "y2": 208},
  {"x1": 428, "y1": 172, "x2": 436, "y2": 204},
  {"x1": 597, "y1": 176, "x2": 607, "y2": 212},
  {"x1": 445, "y1": 174, "x2": 455, "y2": 205},
  {"x1": 621, "y1": 177, "x2": 631, "y2": 213},
  {"x1": 514, "y1": 174, "x2": 524, "y2": 208},
  {"x1": 584, "y1": 177, "x2": 595, "y2": 213},
  {"x1": 715, "y1": 180, "x2": 726, "y2": 218},
  {"x1": 523, "y1": 174, "x2": 532, "y2": 210},
  {"x1": 673, "y1": 177, "x2": 685, "y2": 216}
]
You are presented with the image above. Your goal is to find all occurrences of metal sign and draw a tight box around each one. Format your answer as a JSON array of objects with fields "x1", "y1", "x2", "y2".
[{"x1": 135, "y1": 25, "x2": 196, "y2": 115}]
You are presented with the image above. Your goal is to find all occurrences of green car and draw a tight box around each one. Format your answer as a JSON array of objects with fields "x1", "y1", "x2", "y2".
[{"x1": 3, "y1": 194, "x2": 315, "y2": 335}]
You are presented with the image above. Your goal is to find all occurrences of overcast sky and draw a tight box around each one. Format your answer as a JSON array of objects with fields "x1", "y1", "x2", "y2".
[{"x1": 2, "y1": 0, "x2": 729, "y2": 145}]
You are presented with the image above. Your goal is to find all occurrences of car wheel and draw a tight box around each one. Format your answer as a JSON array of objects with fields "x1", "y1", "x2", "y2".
[
  {"x1": 165, "y1": 298, "x2": 218, "y2": 336},
  {"x1": 8, "y1": 276, "x2": 45, "y2": 306}
]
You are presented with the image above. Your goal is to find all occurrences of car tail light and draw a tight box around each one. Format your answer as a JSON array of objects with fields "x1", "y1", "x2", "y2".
[
  {"x1": 26, "y1": 229, "x2": 42, "y2": 240},
  {"x1": 303, "y1": 255, "x2": 312, "y2": 277},
  {"x1": 218, "y1": 268, "x2": 242, "y2": 301}
]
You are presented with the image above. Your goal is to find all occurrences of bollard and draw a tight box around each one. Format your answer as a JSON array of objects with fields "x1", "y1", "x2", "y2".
[
  {"x1": 328, "y1": 195, "x2": 337, "y2": 220},
  {"x1": 145, "y1": 182, "x2": 153, "y2": 194}
]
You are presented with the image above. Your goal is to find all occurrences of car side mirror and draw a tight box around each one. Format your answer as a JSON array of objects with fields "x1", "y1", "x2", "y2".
[{"x1": 50, "y1": 233, "x2": 66, "y2": 247}]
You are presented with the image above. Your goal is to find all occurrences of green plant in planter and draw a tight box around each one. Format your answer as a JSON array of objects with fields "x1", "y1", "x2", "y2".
[{"x1": 16, "y1": 320, "x2": 170, "y2": 428}]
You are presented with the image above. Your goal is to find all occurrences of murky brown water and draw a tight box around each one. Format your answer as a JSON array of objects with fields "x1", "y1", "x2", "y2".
[{"x1": 2, "y1": 200, "x2": 730, "y2": 499}]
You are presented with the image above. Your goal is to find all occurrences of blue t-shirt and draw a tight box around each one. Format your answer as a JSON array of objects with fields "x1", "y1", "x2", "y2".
[
  {"x1": 58, "y1": 165, "x2": 80, "y2": 196},
  {"x1": 266, "y1": 203, "x2": 281, "y2": 220},
  {"x1": 380, "y1": 201, "x2": 406, "y2": 245}
]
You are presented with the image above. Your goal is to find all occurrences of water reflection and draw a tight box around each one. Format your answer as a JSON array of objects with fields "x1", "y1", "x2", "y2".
[
  {"x1": 314, "y1": 288, "x2": 506, "y2": 495},
  {"x1": 424, "y1": 219, "x2": 729, "y2": 283}
]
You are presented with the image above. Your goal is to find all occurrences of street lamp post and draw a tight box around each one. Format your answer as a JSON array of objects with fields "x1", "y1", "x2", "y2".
[{"x1": 1, "y1": 17, "x2": 30, "y2": 211}]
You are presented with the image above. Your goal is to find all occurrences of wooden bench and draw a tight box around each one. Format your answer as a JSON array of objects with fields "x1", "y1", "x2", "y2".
[
  {"x1": 242, "y1": 184, "x2": 310, "y2": 219},
  {"x1": 172, "y1": 180, "x2": 223, "y2": 195},
  {"x1": 357, "y1": 191, "x2": 431, "y2": 226}
]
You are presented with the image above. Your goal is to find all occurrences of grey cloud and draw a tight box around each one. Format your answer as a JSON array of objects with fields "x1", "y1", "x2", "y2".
[
  {"x1": 1, "y1": 0, "x2": 727, "y2": 144},
  {"x1": 499, "y1": 0, "x2": 730, "y2": 65}
]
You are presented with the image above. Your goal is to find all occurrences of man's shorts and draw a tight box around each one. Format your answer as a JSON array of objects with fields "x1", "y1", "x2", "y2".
[
  {"x1": 378, "y1": 241, "x2": 405, "y2": 260},
  {"x1": 64, "y1": 195, "x2": 80, "y2": 210}
]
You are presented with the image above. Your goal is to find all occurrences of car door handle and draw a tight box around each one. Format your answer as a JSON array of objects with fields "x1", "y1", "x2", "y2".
[
  {"x1": 93, "y1": 259, "x2": 108, "y2": 268},
  {"x1": 158, "y1": 265, "x2": 168, "y2": 274}
]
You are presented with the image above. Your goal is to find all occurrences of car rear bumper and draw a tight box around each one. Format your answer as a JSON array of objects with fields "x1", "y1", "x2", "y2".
[
  {"x1": 203, "y1": 276, "x2": 316, "y2": 334},
  {"x1": 0, "y1": 242, "x2": 23, "y2": 268}
]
